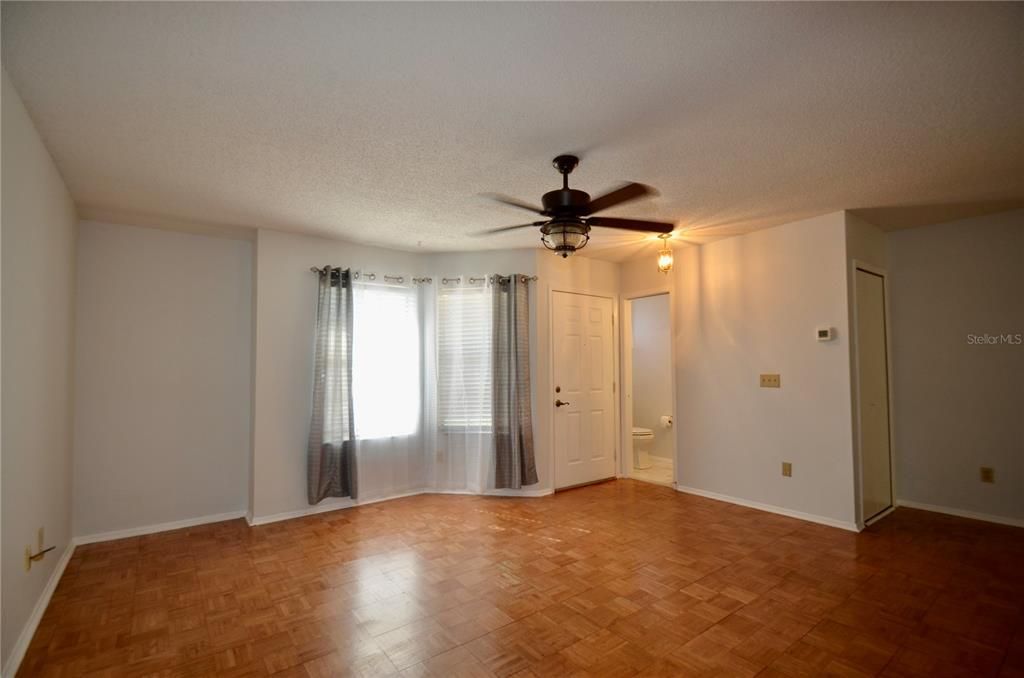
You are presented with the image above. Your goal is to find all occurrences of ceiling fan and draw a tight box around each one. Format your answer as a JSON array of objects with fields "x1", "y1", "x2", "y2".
[{"x1": 479, "y1": 155, "x2": 674, "y2": 257}]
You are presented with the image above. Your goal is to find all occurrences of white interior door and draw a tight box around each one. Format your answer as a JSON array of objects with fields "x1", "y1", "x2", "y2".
[
  {"x1": 855, "y1": 268, "x2": 893, "y2": 521},
  {"x1": 552, "y1": 291, "x2": 616, "y2": 489}
]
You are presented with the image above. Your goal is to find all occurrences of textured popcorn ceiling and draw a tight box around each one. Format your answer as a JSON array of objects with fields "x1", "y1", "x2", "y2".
[{"x1": 2, "y1": 2, "x2": 1022, "y2": 260}]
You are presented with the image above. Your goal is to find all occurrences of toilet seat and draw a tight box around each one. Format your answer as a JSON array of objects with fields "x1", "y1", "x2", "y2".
[{"x1": 631, "y1": 427, "x2": 654, "y2": 440}]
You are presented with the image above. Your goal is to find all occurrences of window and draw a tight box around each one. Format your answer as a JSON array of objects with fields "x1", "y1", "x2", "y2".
[
  {"x1": 319, "y1": 281, "x2": 353, "y2": 446},
  {"x1": 352, "y1": 282, "x2": 419, "y2": 439},
  {"x1": 437, "y1": 283, "x2": 492, "y2": 429}
]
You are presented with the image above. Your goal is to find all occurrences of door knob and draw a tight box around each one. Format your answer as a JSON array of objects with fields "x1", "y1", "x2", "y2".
[{"x1": 555, "y1": 399, "x2": 570, "y2": 408}]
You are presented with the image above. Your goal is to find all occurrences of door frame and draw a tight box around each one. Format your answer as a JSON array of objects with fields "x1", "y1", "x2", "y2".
[
  {"x1": 548, "y1": 287, "x2": 620, "y2": 490},
  {"x1": 619, "y1": 287, "x2": 679, "y2": 487},
  {"x1": 850, "y1": 260, "x2": 897, "y2": 528}
]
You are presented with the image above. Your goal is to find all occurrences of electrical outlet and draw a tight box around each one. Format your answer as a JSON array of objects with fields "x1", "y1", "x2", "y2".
[
  {"x1": 760, "y1": 373, "x2": 781, "y2": 388},
  {"x1": 782, "y1": 462, "x2": 793, "y2": 477},
  {"x1": 980, "y1": 466, "x2": 995, "y2": 483}
]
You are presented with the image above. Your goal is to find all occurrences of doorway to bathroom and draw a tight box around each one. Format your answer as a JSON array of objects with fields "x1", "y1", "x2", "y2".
[{"x1": 621, "y1": 292, "x2": 676, "y2": 487}]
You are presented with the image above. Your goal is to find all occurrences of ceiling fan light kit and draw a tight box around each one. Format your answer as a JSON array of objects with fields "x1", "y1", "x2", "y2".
[
  {"x1": 481, "y1": 155, "x2": 674, "y2": 258},
  {"x1": 541, "y1": 220, "x2": 590, "y2": 258}
]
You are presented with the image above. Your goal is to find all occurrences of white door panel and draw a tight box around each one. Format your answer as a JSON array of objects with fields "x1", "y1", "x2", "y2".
[
  {"x1": 855, "y1": 269, "x2": 893, "y2": 521},
  {"x1": 553, "y1": 291, "x2": 616, "y2": 488}
]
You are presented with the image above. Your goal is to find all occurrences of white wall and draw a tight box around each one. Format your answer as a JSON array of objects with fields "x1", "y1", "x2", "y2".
[
  {"x1": 620, "y1": 246, "x2": 676, "y2": 298},
  {"x1": 888, "y1": 210, "x2": 1023, "y2": 522},
  {"x1": 421, "y1": 250, "x2": 538, "y2": 492},
  {"x1": 846, "y1": 213, "x2": 888, "y2": 271},
  {"x1": 844, "y1": 212, "x2": 889, "y2": 525},
  {"x1": 71, "y1": 221, "x2": 253, "y2": 537},
  {"x1": 534, "y1": 252, "x2": 621, "y2": 489},
  {"x1": 425, "y1": 250, "x2": 536, "y2": 280},
  {"x1": 250, "y1": 238, "x2": 545, "y2": 519},
  {"x1": 674, "y1": 212, "x2": 858, "y2": 528},
  {"x1": 631, "y1": 294, "x2": 673, "y2": 459},
  {"x1": 251, "y1": 229, "x2": 427, "y2": 520},
  {"x1": 1, "y1": 70, "x2": 78, "y2": 670},
  {"x1": 619, "y1": 250, "x2": 677, "y2": 474}
]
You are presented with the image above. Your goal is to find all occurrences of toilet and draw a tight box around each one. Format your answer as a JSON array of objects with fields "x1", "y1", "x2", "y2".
[{"x1": 632, "y1": 427, "x2": 655, "y2": 469}]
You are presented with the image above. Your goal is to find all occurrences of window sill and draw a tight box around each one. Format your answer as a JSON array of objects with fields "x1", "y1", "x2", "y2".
[
  {"x1": 439, "y1": 426, "x2": 493, "y2": 434},
  {"x1": 354, "y1": 432, "x2": 418, "y2": 442}
]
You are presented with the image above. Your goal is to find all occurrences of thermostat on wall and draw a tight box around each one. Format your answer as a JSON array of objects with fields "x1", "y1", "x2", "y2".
[{"x1": 816, "y1": 326, "x2": 835, "y2": 341}]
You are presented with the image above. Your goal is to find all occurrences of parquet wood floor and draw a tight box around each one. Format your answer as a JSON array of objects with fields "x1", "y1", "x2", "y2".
[{"x1": 19, "y1": 480, "x2": 1024, "y2": 677}]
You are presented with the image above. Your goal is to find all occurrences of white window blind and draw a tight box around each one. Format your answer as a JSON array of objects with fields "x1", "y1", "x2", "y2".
[
  {"x1": 353, "y1": 282, "x2": 420, "y2": 439},
  {"x1": 437, "y1": 284, "x2": 492, "y2": 429},
  {"x1": 320, "y1": 284, "x2": 352, "y2": 446}
]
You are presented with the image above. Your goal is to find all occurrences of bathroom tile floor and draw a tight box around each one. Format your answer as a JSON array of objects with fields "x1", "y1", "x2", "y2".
[
  {"x1": 630, "y1": 457, "x2": 674, "y2": 487},
  {"x1": 18, "y1": 480, "x2": 1024, "y2": 677}
]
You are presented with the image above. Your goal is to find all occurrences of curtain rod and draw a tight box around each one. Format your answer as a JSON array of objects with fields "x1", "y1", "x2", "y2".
[
  {"x1": 311, "y1": 267, "x2": 538, "y2": 283},
  {"x1": 493, "y1": 274, "x2": 539, "y2": 282},
  {"x1": 440, "y1": 275, "x2": 538, "y2": 283},
  {"x1": 309, "y1": 267, "x2": 432, "y2": 284}
]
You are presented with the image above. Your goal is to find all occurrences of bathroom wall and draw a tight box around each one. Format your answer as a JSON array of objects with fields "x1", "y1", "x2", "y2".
[{"x1": 631, "y1": 294, "x2": 674, "y2": 459}]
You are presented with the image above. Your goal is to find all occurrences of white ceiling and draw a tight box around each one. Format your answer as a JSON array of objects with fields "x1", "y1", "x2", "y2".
[{"x1": 3, "y1": 2, "x2": 1022, "y2": 260}]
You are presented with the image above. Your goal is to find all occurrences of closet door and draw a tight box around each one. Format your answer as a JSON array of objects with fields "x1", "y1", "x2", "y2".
[{"x1": 855, "y1": 268, "x2": 893, "y2": 521}]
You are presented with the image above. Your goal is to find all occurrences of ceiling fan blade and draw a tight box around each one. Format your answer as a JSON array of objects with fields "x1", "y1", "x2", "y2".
[
  {"x1": 472, "y1": 222, "x2": 545, "y2": 236},
  {"x1": 481, "y1": 193, "x2": 545, "y2": 215},
  {"x1": 584, "y1": 182, "x2": 656, "y2": 215},
  {"x1": 588, "y1": 216, "x2": 674, "y2": 234}
]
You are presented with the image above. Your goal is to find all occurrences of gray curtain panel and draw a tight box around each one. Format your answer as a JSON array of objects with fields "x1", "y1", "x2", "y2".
[
  {"x1": 307, "y1": 267, "x2": 357, "y2": 503},
  {"x1": 492, "y1": 274, "x2": 538, "y2": 489}
]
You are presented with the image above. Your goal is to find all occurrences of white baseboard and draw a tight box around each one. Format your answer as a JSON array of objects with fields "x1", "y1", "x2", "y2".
[
  {"x1": 2, "y1": 541, "x2": 76, "y2": 678},
  {"x1": 74, "y1": 510, "x2": 248, "y2": 545},
  {"x1": 247, "y1": 486, "x2": 554, "y2": 526},
  {"x1": 429, "y1": 488, "x2": 553, "y2": 498},
  {"x1": 452, "y1": 487, "x2": 554, "y2": 498},
  {"x1": 358, "y1": 489, "x2": 429, "y2": 505},
  {"x1": 483, "y1": 488, "x2": 553, "y2": 498},
  {"x1": 863, "y1": 505, "x2": 896, "y2": 528},
  {"x1": 896, "y1": 499, "x2": 1024, "y2": 528},
  {"x1": 248, "y1": 498, "x2": 356, "y2": 526},
  {"x1": 247, "y1": 489, "x2": 427, "y2": 526},
  {"x1": 676, "y1": 485, "x2": 860, "y2": 532}
]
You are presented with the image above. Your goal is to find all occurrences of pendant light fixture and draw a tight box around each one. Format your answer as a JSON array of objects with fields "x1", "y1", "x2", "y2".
[{"x1": 656, "y1": 233, "x2": 673, "y2": 274}]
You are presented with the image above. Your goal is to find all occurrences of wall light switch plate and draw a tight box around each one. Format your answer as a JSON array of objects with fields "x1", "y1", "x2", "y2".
[
  {"x1": 782, "y1": 462, "x2": 793, "y2": 477},
  {"x1": 760, "y1": 374, "x2": 781, "y2": 388},
  {"x1": 980, "y1": 466, "x2": 995, "y2": 483}
]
